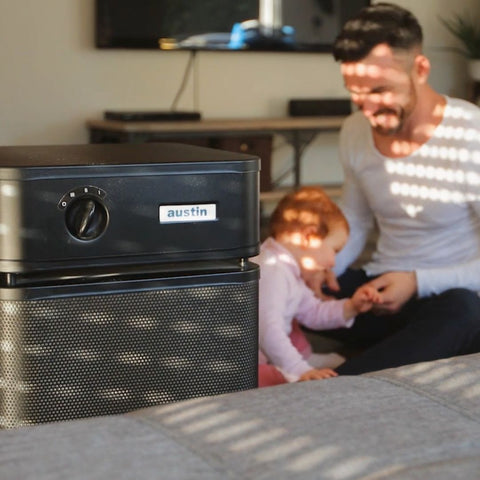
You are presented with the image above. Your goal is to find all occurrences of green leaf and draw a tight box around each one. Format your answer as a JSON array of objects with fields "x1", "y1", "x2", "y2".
[{"x1": 439, "y1": 13, "x2": 480, "y2": 58}]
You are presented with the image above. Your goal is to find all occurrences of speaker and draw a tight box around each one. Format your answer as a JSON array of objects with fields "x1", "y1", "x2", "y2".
[
  {"x1": 288, "y1": 98, "x2": 352, "y2": 117},
  {"x1": 0, "y1": 262, "x2": 258, "y2": 428}
]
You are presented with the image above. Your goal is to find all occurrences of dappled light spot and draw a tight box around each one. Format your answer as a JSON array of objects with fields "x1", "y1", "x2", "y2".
[
  {"x1": 182, "y1": 410, "x2": 241, "y2": 434},
  {"x1": 229, "y1": 427, "x2": 286, "y2": 452},
  {"x1": 324, "y1": 456, "x2": 376, "y2": 479},
  {"x1": 254, "y1": 436, "x2": 311, "y2": 463},
  {"x1": 205, "y1": 419, "x2": 261, "y2": 443},
  {"x1": 286, "y1": 445, "x2": 340, "y2": 472}
]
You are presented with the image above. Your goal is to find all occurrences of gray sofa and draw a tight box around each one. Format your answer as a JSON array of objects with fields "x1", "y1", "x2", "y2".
[{"x1": 1, "y1": 353, "x2": 480, "y2": 480}]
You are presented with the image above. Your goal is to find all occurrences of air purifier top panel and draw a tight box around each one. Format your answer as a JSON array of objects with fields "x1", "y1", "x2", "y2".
[
  {"x1": 0, "y1": 143, "x2": 260, "y2": 272},
  {"x1": 0, "y1": 143, "x2": 258, "y2": 176}
]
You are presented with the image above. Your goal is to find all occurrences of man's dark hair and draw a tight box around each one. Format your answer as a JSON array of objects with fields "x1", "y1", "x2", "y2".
[{"x1": 333, "y1": 3, "x2": 423, "y2": 62}]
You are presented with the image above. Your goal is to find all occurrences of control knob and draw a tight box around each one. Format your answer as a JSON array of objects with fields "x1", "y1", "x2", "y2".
[{"x1": 65, "y1": 197, "x2": 108, "y2": 241}]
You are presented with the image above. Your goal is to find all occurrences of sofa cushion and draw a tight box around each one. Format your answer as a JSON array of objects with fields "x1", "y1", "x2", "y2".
[
  {"x1": 1, "y1": 353, "x2": 480, "y2": 479},
  {"x1": 366, "y1": 350, "x2": 480, "y2": 420}
]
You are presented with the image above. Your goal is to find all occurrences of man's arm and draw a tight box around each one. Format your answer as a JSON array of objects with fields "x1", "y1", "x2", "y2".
[
  {"x1": 334, "y1": 124, "x2": 375, "y2": 276},
  {"x1": 416, "y1": 257, "x2": 480, "y2": 297},
  {"x1": 416, "y1": 201, "x2": 480, "y2": 297},
  {"x1": 366, "y1": 250, "x2": 480, "y2": 314}
]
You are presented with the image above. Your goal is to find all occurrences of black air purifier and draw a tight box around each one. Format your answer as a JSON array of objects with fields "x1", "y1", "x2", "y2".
[{"x1": 0, "y1": 143, "x2": 259, "y2": 428}]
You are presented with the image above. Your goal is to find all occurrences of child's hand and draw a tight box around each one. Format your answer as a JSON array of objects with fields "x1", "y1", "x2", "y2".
[
  {"x1": 352, "y1": 285, "x2": 383, "y2": 313},
  {"x1": 298, "y1": 368, "x2": 338, "y2": 381},
  {"x1": 344, "y1": 285, "x2": 383, "y2": 318}
]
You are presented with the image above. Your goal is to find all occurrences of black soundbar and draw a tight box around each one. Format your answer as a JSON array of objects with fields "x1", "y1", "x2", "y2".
[
  {"x1": 288, "y1": 98, "x2": 351, "y2": 117},
  {"x1": 104, "y1": 110, "x2": 202, "y2": 122}
]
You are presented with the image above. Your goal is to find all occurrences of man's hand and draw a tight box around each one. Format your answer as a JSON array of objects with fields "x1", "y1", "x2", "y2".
[
  {"x1": 366, "y1": 271, "x2": 417, "y2": 314},
  {"x1": 344, "y1": 284, "x2": 383, "y2": 318},
  {"x1": 298, "y1": 368, "x2": 338, "y2": 381},
  {"x1": 302, "y1": 269, "x2": 340, "y2": 300}
]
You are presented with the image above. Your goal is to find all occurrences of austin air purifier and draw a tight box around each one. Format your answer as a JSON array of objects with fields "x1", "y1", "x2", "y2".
[{"x1": 0, "y1": 143, "x2": 259, "y2": 428}]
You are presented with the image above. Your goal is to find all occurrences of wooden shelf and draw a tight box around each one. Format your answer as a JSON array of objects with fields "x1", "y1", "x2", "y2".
[{"x1": 87, "y1": 115, "x2": 346, "y2": 189}]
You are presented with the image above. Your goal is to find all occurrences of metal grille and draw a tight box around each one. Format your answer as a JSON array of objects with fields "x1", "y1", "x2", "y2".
[{"x1": 0, "y1": 281, "x2": 258, "y2": 428}]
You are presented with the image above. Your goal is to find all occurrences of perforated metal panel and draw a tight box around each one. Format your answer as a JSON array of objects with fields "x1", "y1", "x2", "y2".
[{"x1": 0, "y1": 272, "x2": 258, "y2": 428}]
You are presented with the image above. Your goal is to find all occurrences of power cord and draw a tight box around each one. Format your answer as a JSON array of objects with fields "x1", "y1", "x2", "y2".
[{"x1": 170, "y1": 50, "x2": 198, "y2": 111}]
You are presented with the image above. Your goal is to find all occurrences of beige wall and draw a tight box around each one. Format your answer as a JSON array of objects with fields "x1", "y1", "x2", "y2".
[{"x1": 1, "y1": 0, "x2": 479, "y2": 185}]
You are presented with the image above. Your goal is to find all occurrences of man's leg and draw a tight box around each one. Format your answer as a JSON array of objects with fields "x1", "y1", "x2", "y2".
[{"x1": 336, "y1": 288, "x2": 480, "y2": 375}]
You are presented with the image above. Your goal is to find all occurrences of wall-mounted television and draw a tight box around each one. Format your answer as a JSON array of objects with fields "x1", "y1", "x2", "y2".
[{"x1": 95, "y1": 0, "x2": 370, "y2": 52}]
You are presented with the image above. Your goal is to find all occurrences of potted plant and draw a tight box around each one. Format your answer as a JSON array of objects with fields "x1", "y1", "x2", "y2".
[{"x1": 440, "y1": 12, "x2": 480, "y2": 80}]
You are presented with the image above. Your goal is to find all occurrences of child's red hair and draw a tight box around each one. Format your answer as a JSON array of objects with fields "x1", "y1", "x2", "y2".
[{"x1": 269, "y1": 186, "x2": 349, "y2": 239}]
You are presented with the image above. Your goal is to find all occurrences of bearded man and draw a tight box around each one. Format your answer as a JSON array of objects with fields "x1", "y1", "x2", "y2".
[{"x1": 312, "y1": 2, "x2": 480, "y2": 375}]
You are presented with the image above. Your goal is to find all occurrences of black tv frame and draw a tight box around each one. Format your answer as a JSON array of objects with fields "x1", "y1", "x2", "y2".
[{"x1": 95, "y1": 0, "x2": 370, "y2": 53}]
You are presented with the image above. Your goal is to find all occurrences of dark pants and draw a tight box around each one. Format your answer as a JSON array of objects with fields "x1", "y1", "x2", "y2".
[{"x1": 321, "y1": 268, "x2": 480, "y2": 375}]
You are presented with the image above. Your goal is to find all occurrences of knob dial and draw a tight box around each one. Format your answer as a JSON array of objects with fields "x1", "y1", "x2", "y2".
[{"x1": 65, "y1": 197, "x2": 108, "y2": 241}]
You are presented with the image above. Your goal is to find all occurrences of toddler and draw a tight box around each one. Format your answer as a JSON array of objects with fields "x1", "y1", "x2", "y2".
[{"x1": 254, "y1": 186, "x2": 381, "y2": 386}]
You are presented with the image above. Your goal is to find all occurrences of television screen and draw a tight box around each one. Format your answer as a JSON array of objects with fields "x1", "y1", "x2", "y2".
[{"x1": 95, "y1": 0, "x2": 370, "y2": 52}]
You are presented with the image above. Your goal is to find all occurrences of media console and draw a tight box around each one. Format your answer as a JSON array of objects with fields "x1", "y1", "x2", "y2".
[{"x1": 87, "y1": 116, "x2": 346, "y2": 190}]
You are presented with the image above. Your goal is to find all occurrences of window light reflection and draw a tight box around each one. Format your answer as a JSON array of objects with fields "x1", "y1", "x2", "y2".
[
  {"x1": 229, "y1": 427, "x2": 285, "y2": 452},
  {"x1": 1, "y1": 302, "x2": 16, "y2": 315},
  {"x1": 147, "y1": 392, "x2": 385, "y2": 478},
  {"x1": 144, "y1": 353, "x2": 480, "y2": 478},
  {"x1": 385, "y1": 160, "x2": 480, "y2": 186},
  {"x1": 301, "y1": 257, "x2": 316, "y2": 270},
  {"x1": 1, "y1": 184, "x2": 17, "y2": 197},
  {"x1": 325, "y1": 456, "x2": 376, "y2": 479},
  {"x1": 390, "y1": 182, "x2": 479, "y2": 204},
  {"x1": 463, "y1": 384, "x2": 480, "y2": 399},
  {"x1": 380, "y1": 98, "x2": 480, "y2": 218},
  {"x1": 286, "y1": 445, "x2": 340, "y2": 472},
  {"x1": 387, "y1": 355, "x2": 480, "y2": 402},
  {"x1": 161, "y1": 401, "x2": 220, "y2": 425},
  {"x1": 255, "y1": 436, "x2": 310, "y2": 463},
  {"x1": 205, "y1": 419, "x2": 260, "y2": 443},
  {"x1": 98, "y1": 388, "x2": 131, "y2": 401},
  {"x1": 182, "y1": 410, "x2": 240, "y2": 435},
  {"x1": 438, "y1": 372, "x2": 478, "y2": 392},
  {"x1": 290, "y1": 232, "x2": 304, "y2": 246},
  {"x1": 0, "y1": 340, "x2": 14, "y2": 353}
]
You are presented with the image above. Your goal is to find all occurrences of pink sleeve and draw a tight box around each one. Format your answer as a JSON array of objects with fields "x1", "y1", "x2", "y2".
[
  {"x1": 258, "y1": 263, "x2": 313, "y2": 380},
  {"x1": 295, "y1": 283, "x2": 355, "y2": 330}
]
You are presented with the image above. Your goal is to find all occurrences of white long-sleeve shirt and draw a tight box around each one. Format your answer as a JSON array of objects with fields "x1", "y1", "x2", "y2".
[
  {"x1": 335, "y1": 97, "x2": 480, "y2": 297},
  {"x1": 253, "y1": 237, "x2": 354, "y2": 381}
]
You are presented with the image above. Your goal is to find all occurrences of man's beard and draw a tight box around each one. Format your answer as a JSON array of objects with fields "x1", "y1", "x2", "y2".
[
  {"x1": 371, "y1": 107, "x2": 406, "y2": 135},
  {"x1": 371, "y1": 79, "x2": 417, "y2": 136}
]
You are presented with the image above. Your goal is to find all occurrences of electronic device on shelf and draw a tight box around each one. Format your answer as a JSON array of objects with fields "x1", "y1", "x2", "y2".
[
  {"x1": 288, "y1": 98, "x2": 352, "y2": 117},
  {"x1": 104, "y1": 110, "x2": 202, "y2": 122}
]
